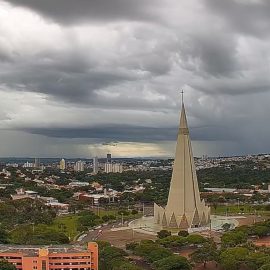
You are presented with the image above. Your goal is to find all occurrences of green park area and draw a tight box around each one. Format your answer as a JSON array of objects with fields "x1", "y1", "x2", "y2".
[
  {"x1": 48, "y1": 215, "x2": 81, "y2": 239},
  {"x1": 47, "y1": 208, "x2": 130, "y2": 239},
  {"x1": 0, "y1": 198, "x2": 141, "y2": 244},
  {"x1": 212, "y1": 204, "x2": 270, "y2": 216}
]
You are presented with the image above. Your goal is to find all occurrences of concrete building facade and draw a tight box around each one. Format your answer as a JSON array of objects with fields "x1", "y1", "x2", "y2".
[
  {"x1": 104, "y1": 163, "x2": 123, "y2": 173},
  {"x1": 93, "y1": 157, "x2": 99, "y2": 174},
  {"x1": 74, "y1": 160, "x2": 84, "y2": 172},
  {"x1": 0, "y1": 243, "x2": 98, "y2": 270},
  {"x1": 106, "y1": 153, "x2": 112, "y2": 163}
]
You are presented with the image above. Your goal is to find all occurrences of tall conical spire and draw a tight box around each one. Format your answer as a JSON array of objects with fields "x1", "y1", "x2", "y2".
[
  {"x1": 154, "y1": 95, "x2": 210, "y2": 229},
  {"x1": 179, "y1": 104, "x2": 189, "y2": 135}
]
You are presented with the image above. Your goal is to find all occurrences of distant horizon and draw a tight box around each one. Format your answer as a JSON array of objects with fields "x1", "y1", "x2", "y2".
[{"x1": 1, "y1": 152, "x2": 269, "y2": 161}]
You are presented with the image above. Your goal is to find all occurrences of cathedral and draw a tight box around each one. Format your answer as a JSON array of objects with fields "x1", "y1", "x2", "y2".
[{"x1": 154, "y1": 103, "x2": 210, "y2": 229}]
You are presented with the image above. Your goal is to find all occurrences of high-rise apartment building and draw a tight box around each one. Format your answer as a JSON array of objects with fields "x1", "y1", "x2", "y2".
[
  {"x1": 104, "y1": 162, "x2": 113, "y2": 173},
  {"x1": 93, "y1": 157, "x2": 99, "y2": 174},
  {"x1": 0, "y1": 242, "x2": 98, "y2": 270},
  {"x1": 59, "y1": 158, "x2": 66, "y2": 170},
  {"x1": 106, "y1": 153, "x2": 112, "y2": 163},
  {"x1": 104, "y1": 163, "x2": 123, "y2": 173},
  {"x1": 74, "y1": 160, "x2": 84, "y2": 172},
  {"x1": 112, "y1": 163, "x2": 123, "y2": 173},
  {"x1": 34, "y1": 158, "x2": 40, "y2": 169}
]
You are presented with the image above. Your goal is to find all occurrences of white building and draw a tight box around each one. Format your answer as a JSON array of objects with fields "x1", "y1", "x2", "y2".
[
  {"x1": 69, "y1": 181, "x2": 89, "y2": 187},
  {"x1": 112, "y1": 163, "x2": 123, "y2": 173},
  {"x1": 34, "y1": 158, "x2": 40, "y2": 168},
  {"x1": 104, "y1": 163, "x2": 123, "y2": 173},
  {"x1": 104, "y1": 162, "x2": 113, "y2": 173},
  {"x1": 74, "y1": 160, "x2": 84, "y2": 172},
  {"x1": 93, "y1": 157, "x2": 99, "y2": 174},
  {"x1": 23, "y1": 162, "x2": 34, "y2": 168},
  {"x1": 59, "y1": 158, "x2": 66, "y2": 170}
]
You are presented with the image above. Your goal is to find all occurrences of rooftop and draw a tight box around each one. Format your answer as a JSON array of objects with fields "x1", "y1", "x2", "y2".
[{"x1": 0, "y1": 244, "x2": 92, "y2": 256}]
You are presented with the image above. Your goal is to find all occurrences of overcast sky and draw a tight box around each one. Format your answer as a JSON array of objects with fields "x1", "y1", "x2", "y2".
[{"x1": 0, "y1": 0, "x2": 270, "y2": 158}]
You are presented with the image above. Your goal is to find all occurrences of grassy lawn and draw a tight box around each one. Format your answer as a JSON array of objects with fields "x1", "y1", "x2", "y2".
[
  {"x1": 91, "y1": 207, "x2": 118, "y2": 217},
  {"x1": 46, "y1": 208, "x2": 142, "y2": 240},
  {"x1": 212, "y1": 204, "x2": 270, "y2": 216},
  {"x1": 48, "y1": 215, "x2": 81, "y2": 239}
]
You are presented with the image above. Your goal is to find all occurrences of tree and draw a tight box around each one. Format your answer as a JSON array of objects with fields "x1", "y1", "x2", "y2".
[
  {"x1": 126, "y1": 242, "x2": 139, "y2": 251},
  {"x1": 96, "y1": 240, "x2": 111, "y2": 250},
  {"x1": 157, "y1": 230, "x2": 171, "y2": 239},
  {"x1": 9, "y1": 224, "x2": 69, "y2": 245},
  {"x1": 99, "y1": 246, "x2": 128, "y2": 270},
  {"x1": 118, "y1": 210, "x2": 130, "y2": 216},
  {"x1": 221, "y1": 230, "x2": 247, "y2": 247},
  {"x1": 191, "y1": 241, "x2": 219, "y2": 268},
  {"x1": 133, "y1": 240, "x2": 172, "y2": 263},
  {"x1": 178, "y1": 230, "x2": 189, "y2": 237},
  {"x1": 157, "y1": 236, "x2": 186, "y2": 248},
  {"x1": 131, "y1": 209, "x2": 138, "y2": 215},
  {"x1": 259, "y1": 264, "x2": 270, "y2": 270},
  {"x1": 78, "y1": 213, "x2": 100, "y2": 228},
  {"x1": 148, "y1": 248, "x2": 172, "y2": 263},
  {"x1": 186, "y1": 234, "x2": 206, "y2": 245},
  {"x1": 0, "y1": 260, "x2": 16, "y2": 270},
  {"x1": 222, "y1": 223, "x2": 231, "y2": 232},
  {"x1": 251, "y1": 225, "x2": 270, "y2": 238},
  {"x1": 116, "y1": 263, "x2": 143, "y2": 270},
  {"x1": 220, "y1": 247, "x2": 249, "y2": 270},
  {"x1": 153, "y1": 255, "x2": 192, "y2": 270},
  {"x1": 0, "y1": 228, "x2": 8, "y2": 244},
  {"x1": 246, "y1": 252, "x2": 270, "y2": 270},
  {"x1": 102, "y1": 215, "x2": 110, "y2": 222}
]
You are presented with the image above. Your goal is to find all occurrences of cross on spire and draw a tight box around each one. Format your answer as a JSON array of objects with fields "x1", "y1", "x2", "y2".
[{"x1": 180, "y1": 90, "x2": 184, "y2": 105}]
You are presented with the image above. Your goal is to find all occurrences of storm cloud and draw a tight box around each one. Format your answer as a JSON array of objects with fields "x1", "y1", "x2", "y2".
[
  {"x1": 0, "y1": 0, "x2": 270, "y2": 157},
  {"x1": 3, "y1": 0, "x2": 163, "y2": 24}
]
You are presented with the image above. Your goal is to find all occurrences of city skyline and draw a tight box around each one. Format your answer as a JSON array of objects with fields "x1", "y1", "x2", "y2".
[{"x1": 1, "y1": 0, "x2": 270, "y2": 158}]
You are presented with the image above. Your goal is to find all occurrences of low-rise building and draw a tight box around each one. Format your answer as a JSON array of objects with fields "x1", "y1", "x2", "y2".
[{"x1": 11, "y1": 189, "x2": 38, "y2": 201}]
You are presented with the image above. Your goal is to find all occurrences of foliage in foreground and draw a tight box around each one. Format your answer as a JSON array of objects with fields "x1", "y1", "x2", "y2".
[
  {"x1": 153, "y1": 255, "x2": 192, "y2": 270},
  {"x1": 98, "y1": 241, "x2": 143, "y2": 270},
  {"x1": 0, "y1": 260, "x2": 16, "y2": 270}
]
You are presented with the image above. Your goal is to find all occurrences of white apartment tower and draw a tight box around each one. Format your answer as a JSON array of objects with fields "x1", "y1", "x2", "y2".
[
  {"x1": 93, "y1": 157, "x2": 99, "y2": 174},
  {"x1": 104, "y1": 163, "x2": 123, "y2": 173},
  {"x1": 112, "y1": 163, "x2": 123, "y2": 173},
  {"x1": 104, "y1": 162, "x2": 113, "y2": 173},
  {"x1": 59, "y1": 158, "x2": 66, "y2": 170},
  {"x1": 74, "y1": 160, "x2": 84, "y2": 172}
]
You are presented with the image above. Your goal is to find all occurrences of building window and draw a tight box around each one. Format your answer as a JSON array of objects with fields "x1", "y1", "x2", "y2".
[{"x1": 42, "y1": 260, "x2": 47, "y2": 270}]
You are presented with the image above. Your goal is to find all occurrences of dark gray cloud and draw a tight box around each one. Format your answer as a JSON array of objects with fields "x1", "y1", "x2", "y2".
[
  {"x1": 21, "y1": 125, "x2": 177, "y2": 142},
  {"x1": 179, "y1": 32, "x2": 240, "y2": 78},
  {"x1": 20, "y1": 123, "x2": 240, "y2": 142},
  {"x1": 1, "y1": 0, "x2": 270, "y2": 157},
  {"x1": 204, "y1": 0, "x2": 270, "y2": 37},
  {"x1": 4, "y1": 0, "x2": 162, "y2": 24}
]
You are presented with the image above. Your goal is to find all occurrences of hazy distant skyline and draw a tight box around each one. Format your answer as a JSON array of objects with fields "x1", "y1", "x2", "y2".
[{"x1": 1, "y1": 0, "x2": 270, "y2": 158}]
